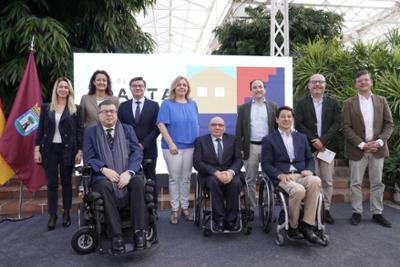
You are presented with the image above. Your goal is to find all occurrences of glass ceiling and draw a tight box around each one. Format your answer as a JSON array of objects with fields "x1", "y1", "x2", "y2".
[{"x1": 136, "y1": 0, "x2": 400, "y2": 54}]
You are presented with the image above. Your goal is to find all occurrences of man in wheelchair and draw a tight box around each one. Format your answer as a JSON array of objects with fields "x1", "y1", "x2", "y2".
[
  {"x1": 83, "y1": 99, "x2": 147, "y2": 254},
  {"x1": 261, "y1": 106, "x2": 322, "y2": 243},
  {"x1": 193, "y1": 116, "x2": 243, "y2": 232}
]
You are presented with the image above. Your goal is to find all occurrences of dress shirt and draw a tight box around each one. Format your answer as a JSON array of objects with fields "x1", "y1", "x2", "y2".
[
  {"x1": 211, "y1": 135, "x2": 224, "y2": 156},
  {"x1": 132, "y1": 97, "x2": 145, "y2": 117},
  {"x1": 102, "y1": 126, "x2": 115, "y2": 138},
  {"x1": 278, "y1": 128, "x2": 297, "y2": 172},
  {"x1": 357, "y1": 94, "x2": 384, "y2": 149},
  {"x1": 312, "y1": 96, "x2": 323, "y2": 137},
  {"x1": 250, "y1": 99, "x2": 268, "y2": 141}
]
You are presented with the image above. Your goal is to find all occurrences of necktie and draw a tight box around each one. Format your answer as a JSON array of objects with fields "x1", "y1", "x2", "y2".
[
  {"x1": 106, "y1": 128, "x2": 113, "y2": 145},
  {"x1": 135, "y1": 101, "x2": 141, "y2": 123},
  {"x1": 216, "y1": 138, "x2": 223, "y2": 163}
]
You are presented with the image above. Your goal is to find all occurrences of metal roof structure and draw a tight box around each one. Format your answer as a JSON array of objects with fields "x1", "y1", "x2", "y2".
[{"x1": 136, "y1": 0, "x2": 400, "y2": 54}]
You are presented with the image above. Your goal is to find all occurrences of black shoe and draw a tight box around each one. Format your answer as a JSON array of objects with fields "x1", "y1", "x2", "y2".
[
  {"x1": 225, "y1": 221, "x2": 239, "y2": 231},
  {"x1": 214, "y1": 221, "x2": 224, "y2": 232},
  {"x1": 62, "y1": 210, "x2": 71, "y2": 228},
  {"x1": 47, "y1": 215, "x2": 57, "y2": 231},
  {"x1": 248, "y1": 210, "x2": 255, "y2": 221},
  {"x1": 287, "y1": 227, "x2": 303, "y2": 240},
  {"x1": 372, "y1": 214, "x2": 392, "y2": 228},
  {"x1": 134, "y1": 230, "x2": 146, "y2": 249},
  {"x1": 324, "y1": 210, "x2": 335, "y2": 224},
  {"x1": 350, "y1": 213, "x2": 361, "y2": 225},
  {"x1": 300, "y1": 222, "x2": 318, "y2": 243},
  {"x1": 111, "y1": 235, "x2": 125, "y2": 254}
]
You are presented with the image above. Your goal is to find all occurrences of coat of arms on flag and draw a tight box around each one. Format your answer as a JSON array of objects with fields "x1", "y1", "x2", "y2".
[{"x1": 14, "y1": 104, "x2": 40, "y2": 136}]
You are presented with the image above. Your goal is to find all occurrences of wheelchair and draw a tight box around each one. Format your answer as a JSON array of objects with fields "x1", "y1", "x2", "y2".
[
  {"x1": 193, "y1": 173, "x2": 252, "y2": 237},
  {"x1": 258, "y1": 173, "x2": 329, "y2": 246},
  {"x1": 71, "y1": 164, "x2": 158, "y2": 255}
]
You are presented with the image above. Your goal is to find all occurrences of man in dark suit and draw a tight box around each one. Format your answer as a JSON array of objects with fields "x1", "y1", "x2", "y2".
[
  {"x1": 342, "y1": 70, "x2": 393, "y2": 227},
  {"x1": 235, "y1": 79, "x2": 278, "y2": 214},
  {"x1": 193, "y1": 117, "x2": 243, "y2": 231},
  {"x1": 118, "y1": 77, "x2": 160, "y2": 208},
  {"x1": 83, "y1": 100, "x2": 146, "y2": 254},
  {"x1": 261, "y1": 106, "x2": 321, "y2": 243},
  {"x1": 294, "y1": 74, "x2": 341, "y2": 224}
]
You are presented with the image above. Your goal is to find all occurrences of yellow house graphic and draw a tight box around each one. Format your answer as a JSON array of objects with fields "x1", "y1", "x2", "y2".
[{"x1": 189, "y1": 67, "x2": 236, "y2": 113}]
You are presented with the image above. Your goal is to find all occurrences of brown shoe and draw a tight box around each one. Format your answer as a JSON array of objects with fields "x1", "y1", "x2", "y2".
[
  {"x1": 182, "y1": 209, "x2": 192, "y2": 221},
  {"x1": 170, "y1": 210, "x2": 179, "y2": 224}
]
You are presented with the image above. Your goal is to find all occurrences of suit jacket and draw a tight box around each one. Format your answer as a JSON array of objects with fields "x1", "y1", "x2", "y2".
[
  {"x1": 35, "y1": 103, "x2": 83, "y2": 168},
  {"x1": 118, "y1": 98, "x2": 160, "y2": 160},
  {"x1": 193, "y1": 133, "x2": 243, "y2": 182},
  {"x1": 294, "y1": 95, "x2": 341, "y2": 152},
  {"x1": 235, "y1": 100, "x2": 278, "y2": 160},
  {"x1": 342, "y1": 94, "x2": 393, "y2": 160},
  {"x1": 80, "y1": 94, "x2": 119, "y2": 129},
  {"x1": 261, "y1": 130, "x2": 315, "y2": 185},
  {"x1": 83, "y1": 123, "x2": 143, "y2": 182}
]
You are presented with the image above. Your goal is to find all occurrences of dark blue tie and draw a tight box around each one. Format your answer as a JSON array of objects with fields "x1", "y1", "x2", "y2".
[
  {"x1": 216, "y1": 138, "x2": 223, "y2": 163},
  {"x1": 135, "y1": 101, "x2": 141, "y2": 123}
]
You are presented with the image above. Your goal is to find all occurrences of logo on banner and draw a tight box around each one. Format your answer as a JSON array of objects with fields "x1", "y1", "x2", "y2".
[{"x1": 14, "y1": 104, "x2": 40, "y2": 136}]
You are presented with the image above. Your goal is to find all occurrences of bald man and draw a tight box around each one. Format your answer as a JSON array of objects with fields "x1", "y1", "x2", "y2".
[
  {"x1": 193, "y1": 117, "x2": 243, "y2": 231},
  {"x1": 294, "y1": 74, "x2": 341, "y2": 224}
]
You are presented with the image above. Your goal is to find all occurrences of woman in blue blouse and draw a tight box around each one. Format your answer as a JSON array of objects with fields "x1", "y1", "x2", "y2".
[{"x1": 157, "y1": 76, "x2": 199, "y2": 224}]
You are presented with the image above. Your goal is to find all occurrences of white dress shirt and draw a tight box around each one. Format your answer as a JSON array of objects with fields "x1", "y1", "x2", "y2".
[
  {"x1": 312, "y1": 96, "x2": 323, "y2": 137},
  {"x1": 250, "y1": 99, "x2": 269, "y2": 141},
  {"x1": 211, "y1": 135, "x2": 224, "y2": 156},
  {"x1": 52, "y1": 112, "x2": 62, "y2": 143},
  {"x1": 278, "y1": 128, "x2": 297, "y2": 171},
  {"x1": 132, "y1": 97, "x2": 145, "y2": 116}
]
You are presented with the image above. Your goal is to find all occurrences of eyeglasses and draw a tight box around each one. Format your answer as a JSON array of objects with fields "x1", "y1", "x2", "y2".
[
  {"x1": 210, "y1": 123, "x2": 225, "y2": 128},
  {"x1": 99, "y1": 109, "x2": 117, "y2": 114},
  {"x1": 310, "y1": 80, "x2": 326, "y2": 85},
  {"x1": 356, "y1": 78, "x2": 371, "y2": 83}
]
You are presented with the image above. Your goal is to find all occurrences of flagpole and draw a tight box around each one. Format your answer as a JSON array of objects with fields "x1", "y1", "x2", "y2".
[{"x1": 2, "y1": 36, "x2": 37, "y2": 223}]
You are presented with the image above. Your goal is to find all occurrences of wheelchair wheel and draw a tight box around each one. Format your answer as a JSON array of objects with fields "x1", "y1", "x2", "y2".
[
  {"x1": 259, "y1": 178, "x2": 274, "y2": 233},
  {"x1": 194, "y1": 182, "x2": 203, "y2": 227},
  {"x1": 71, "y1": 227, "x2": 98, "y2": 254}
]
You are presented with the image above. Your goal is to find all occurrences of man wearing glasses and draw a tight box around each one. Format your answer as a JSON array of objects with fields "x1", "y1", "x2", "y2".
[
  {"x1": 118, "y1": 77, "x2": 160, "y2": 211},
  {"x1": 294, "y1": 74, "x2": 341, "y2": 224},
  {"x1": 83, "y1": 100, "x2": 147, "y2": 254},
  {"x1": 342, "y1": 70, "x2": 393, "y2": 227},
  {"x1": 193, "y1": 117, "x2": 243, "y2": 231}
]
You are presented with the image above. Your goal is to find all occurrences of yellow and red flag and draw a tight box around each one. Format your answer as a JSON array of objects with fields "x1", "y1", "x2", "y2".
[{"x1": 0, "y1": 98, "x2": 15, "y2": 185}]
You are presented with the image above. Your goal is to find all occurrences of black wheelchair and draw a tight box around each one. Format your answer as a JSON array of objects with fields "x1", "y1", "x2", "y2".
[
  {"x1": 258, "y1": 173, "x2": 329, "y2": 246},
  {"x1": 71, "y1": 163, "x2": 158, "y2": 255},
  {"x1": 194, "y1": 174, "x2": 252, "y2": 236}
]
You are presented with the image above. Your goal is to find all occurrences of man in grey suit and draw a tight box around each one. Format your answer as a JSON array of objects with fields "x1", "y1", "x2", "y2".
[
  {"x1": 295, "y1": 74, "x2": 341, "y2": 224},
  {"x1": 342, "y1": 70, "x2": 393, "y2": 227},
  {"x1": 235, "y1": 79, "x2": 278, "y2": 215}
]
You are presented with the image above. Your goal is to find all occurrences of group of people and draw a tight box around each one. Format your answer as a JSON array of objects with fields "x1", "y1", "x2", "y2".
[{"x1": 34, "y1": 69, "x2": 393, "y2": 251}]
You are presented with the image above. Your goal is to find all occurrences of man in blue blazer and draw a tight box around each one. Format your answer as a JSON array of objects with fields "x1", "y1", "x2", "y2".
[
  {"x1": 193, "y1": 117, "x2": 243, "y2": 231},
  {"x1": 83, "y1": 100, "x2": 146, "y2": 254},
  {"x1": 261, "y1": 106, "x2": 321, "y2": 243},
  {"x1": 118, "y1": 77, "x2": 160, "y2": 208}
]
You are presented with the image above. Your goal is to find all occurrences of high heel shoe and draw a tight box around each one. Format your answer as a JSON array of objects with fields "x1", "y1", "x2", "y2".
[
  {"x1": 62, "y1": 210, "x2": 71, "y2": 227},
  {"x1": 181, "y1": 209, "x2": 192, "y2": 221},
  {"x1": 47, "y1": 215, "x2": 57, "y2": 231},
  {"x1": 170, "y1": 210, "x2": 179, "y2": 224}
]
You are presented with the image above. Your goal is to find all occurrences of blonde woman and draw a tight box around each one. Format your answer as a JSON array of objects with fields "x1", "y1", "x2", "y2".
[
  {"x1": 34, "y1": 77, "x2": 83, "y2": 230},
  {"x1": 80, "y1": 70, "x2": 119, "y2": 129},
  {"x1": 157, "y1": 76, "x2": 199, "y2": 224}
]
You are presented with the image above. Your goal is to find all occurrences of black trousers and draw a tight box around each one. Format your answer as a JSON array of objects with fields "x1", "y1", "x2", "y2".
[
  {"x1": 142, "y1": 158, "x2": 158, "y2": 208},
  {"x1": 205, "y1": 175, "x2": 242, "y2": 223},
  {"x1": 44, "y1": 143, "x2": 73, "y2": 216},
  {"x1": 92, "y1": 176, "x2": 148, "y2": 237}
]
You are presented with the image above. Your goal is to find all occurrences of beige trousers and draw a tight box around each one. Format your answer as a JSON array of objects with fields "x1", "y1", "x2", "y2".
[
  {"x1": 314, "y1": 156, "x2": 334, "y2": 210},
  {"x1": 279, "y1": 174, "x2": 321, "y2": 228}
]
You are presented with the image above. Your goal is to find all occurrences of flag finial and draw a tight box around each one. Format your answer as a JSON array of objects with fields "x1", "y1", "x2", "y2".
[{"x1": 29, "y1": 36, "x2": 35, "y2": 53}]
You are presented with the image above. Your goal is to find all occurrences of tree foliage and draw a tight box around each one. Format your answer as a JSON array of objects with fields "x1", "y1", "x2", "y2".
[
  {"x1": 0, "y1": 0, "x2": 156, "y2": 113},
  {"x1": 212, "y1": 5, "x2": 343, "y2": 55}
]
